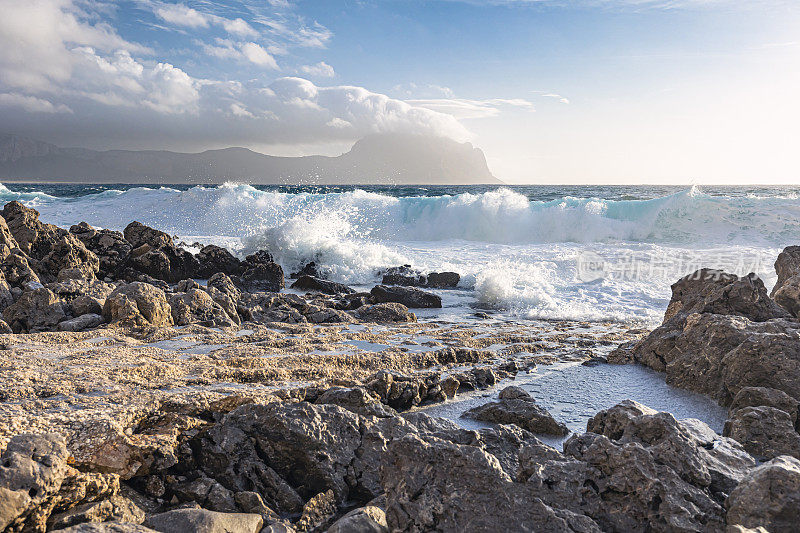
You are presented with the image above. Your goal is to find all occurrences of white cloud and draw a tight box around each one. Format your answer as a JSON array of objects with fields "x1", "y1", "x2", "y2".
[
  {"x1": 0, "y1": 93, "x2": 72, "y2": 113},
  {"x1": 202, "y1": 39, "x2": 279, "y2": 69},
  {"x1": 143, "y1": 63, "x2": 199, "y2": 113},
  {"x1": 542, "y1": 93, "x2": 570, "y2": 104},
  {"x1": 230, "y1": 102, "x2": 255, "y2": 118},
  {"x1": 299, "y1": 61, "x2": 335, "y2": 78},
  {"x1": 154, "y1": 4, "x2": 209, "y2": 28},
  {"x1": 240, "y1": 42, "x2": 279, "y2": 68},
  {"x1": 222, "y1": 18, "x2": 258, "y2": 38},
  {"x1": 406, "y1": 98, "x2": 535, "y2": 119}
]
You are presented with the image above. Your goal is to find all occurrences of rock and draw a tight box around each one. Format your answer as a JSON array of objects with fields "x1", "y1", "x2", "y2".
[
  {"x1": 730, "y1": 386, "x2": 800, "y2": 424},
  {"x1": 586, "y1": 399, "x2": 657, "y2": 440},
  {"x1": 290, "y1": 275, "x2": 354, "y2": 295},
  {"x1": 773, "y1": 273, "x2": 800, "y2": 317},
  {"x1": 143, "y1": 509, "x2": 263, "y2": 533},
  {"x1": 0, "y1": 318, "x2": 12, "y2": 333},
  {"x1": 663, "y1": 268, "x2": 738, "y2": 322},
  {"x1": 294, "y1": 489, "x2": 337, "y2": 532},
  {"x1": 315, "y1": 387, "x2": 397, "y2": 418},
  {"x1": 58, "y1": 313, "x2": 105, "y2": 332},
  {"x1": 326, "y1": 504, "x2": 387, "y2": 533},
  {"x1": 1, "y1": 250, "x2": 40, "y2": 287},
  {"x1": 726, "y1": 455, "x2": 800, "y2": 533},
  {"x1": 39, "y1": 234, "x2": 100, "y2": 282},
  {"x1": 354, "y1": 303, "x2": 416, "y2": 323},
  {"x1": 290, "y1": 261, "x2": 320, "y2": 279},
  {"x1": 3, "y1": 287, "x2": 66, "y2": 332},
  {"x1": 425, "y1": 271, "x2": 460, "y2": 288},
  {"x1": 724, "y1": 406, "x2": 800, "y2": 460},
  {"x1": 103, "y1": 282, "x2": 173, "y2": 327},
  {"x1": 51, "y1": 523, "x2": 158, "y2": 533},
  {"x1": 242, "y1": 249, "x2": 274, "y2": 268},
  {"x1": 0, "y1": 433, "x2": 70, "y2": 532},
  {"x1": 772, "y1": 245, "x2": 800, "y2": 296},
  {"x1": 70, "y1": 295, "x2": 105, "y2": 316},
  {"x1": 48, "y1": 495, "x2": 145, "y2": 530},
  {"x1": 0, "y1": 270, "x2": 14, "y2": 312},
  {"x1": 380, "y1": 265, "x2": 426, "y2": 287},
  {"x1": 206, "y1": 272, "x2": 240, "y2": 302},
  {"x1": 0, "y1": 213, "x2": 19, "y2": 252},
  {"x1": 369, "y1": 285, "x2": 442, "y2": 309},
  {"x1": 235, "y1": 263, "x2": 284, "y2": 293},
  {"x1": 169, "y1": 476, "x2": 237, "y2": 512},
  {"x1": 233, "y1": 491, "x2": 280, "y2": 524},
  {"x1": 123, "y1": 221, "x2": 172, "y2": 250},
  {"x1": 195, "y1": 245, "x2": 243, "y2": 278},
  {"x1": 381, "y1": 434, "x2": 602, "y2": 533},
  {"x1": 462, "y1": 393, "x2": 568, "y2": 436},
  {"x1": 168, "y1": 289, "x2": 236, "y2": 327},
  {"x1": 70, "y1": 223, "x2": 133, "y2": 278},
  {"x1": 498, "y1": 385, "x2": 531, "y2": 401},
  {"x1": 122, "y1": 222, "x2": 199, "y2": 283}
]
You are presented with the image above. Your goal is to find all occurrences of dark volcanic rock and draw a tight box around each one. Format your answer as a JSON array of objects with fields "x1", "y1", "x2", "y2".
[
  {"x1": 369, "y1": 285, "x2": 441, "y2": 309},
  {"x1": 70, "y1": 222, "x2": 133, "y2": 279},
  {"x1": 235, "y1": 263, "x2": 284, "y2": 292},
  {"x1": 291, "y1": 275, "x2": 354, "y2": 295},
  {"x1": 195, "y1": 245, "x2": 243, "y2": 278},
  {"x1": 462, "y1": 386, "x2": 568, "y2": 436}
]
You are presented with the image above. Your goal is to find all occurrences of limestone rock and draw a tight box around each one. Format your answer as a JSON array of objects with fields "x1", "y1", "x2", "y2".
[
  {"x1": 462, "y1": 388, "x2": 568, "y2": 436},
  {"x1": 3, "y1": 287, "x2": 66, "y2": 332},
  {"x1": 51, "y1": 523, "x2": 158, "y2": 533},
  {"x1": 586, "y1": 399, "x2": 657, "y2": 440},
  {"x1": 235, "y1": 262, "x2": 284, "y2": 292},
  {"x1": 294, "y1": 490, "x2": 336, "y2": 532},
  {"x1": 326, "y1": 504, "x2": 387, "y2": 533},
  {"x1": 143, "y1": 509, "x2": 263, "y2": 533},
  {"x1": 772, "y1": 245, "x2": 800, "y2": 296},
  {"x1": 103, "y1": 282, "x2": 173, "y2": 327},
  {"x1": 355, "y1": 303, "x2": 416, "y2": 323},
  {"x1": 291, "y1": 275, "x2": 354, "y2": 295},
  {"x1": 724, "y1": 406, "x2": 800, "y2": 460},
  {"x1": 730, "y1": 386, "x2": 800, "y2": 424},
  {"x1": 1, "y1": 250, "x2": 40, "y2": 287},
  {"x1": 57, "y1": 313, "x2": 105, "y2": 332},
  {"x1": 369, "y1": 285, "x2": 442, "y2": 309},
  {"x1": 726, "y1": 455, "x2": 800, "y2": 533},
  {"x1": 123, "y1": 222, "x2": 172, "y2": 250},
  {"x1": 70, "y1": 223, "x2": 132, "y2": 278},
  {"x1": 195, "y1": 245, "x2": 243, "y2": 278},
  {"x1": 48, "y1": 495, "x2": 144, "y2": 530},
  {"x1": 315, "y1": 387, "x2": 397, "y2": 418},
  {"x1": 168, "y1": 289, "x2": 236, "y2": 327}
]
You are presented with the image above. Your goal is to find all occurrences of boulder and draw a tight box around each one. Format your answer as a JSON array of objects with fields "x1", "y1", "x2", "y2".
[
  {"x1": 354, "y1": 303, "x2": 416, "y2": 323},
  {"x1": 122, "y1": 222, "x2": 199, "y2": 283},
  {"x1": 242, "y1": 249, "x2": 274, "y2": 268},
  {"x1": 663, "y1": 268, "x2": 738, "y2": 322},
  {"x1": 206, "y1": 272, "x2": 241, "y2": 302},
  {"x1": 57, "y1": 313, "x2": 105, "y2": 332},
  {"x1": 724, "y1": 406, "x2": 800, "y2": 460},
  {"x1": 0, "y1": 270, "x2": 13, "y2": 312},
  {"x1": 70, "y1": 222, "x2": 133, "y2": 278},
  {"x1": 772, "y1": 245, "x2": 800, "y2": 296},
  {"x1": 586, "y1": 399, "x2": 657, "y2": 440},
  {"x1": 143, "y1": 509, "x2": 263, "y2": 533},
  {"x1": 462, "y1": 387, "x2": 569, "y2": 436},
  {"x1": 773, "y1": 273, "x2": 800, "y2": 317},
  {"x1": 123, "y1": 222, "x2": 172, "y2": 249},
  {"x1": 195, "y1": 245, "x2": 243, "y2": 278},
  {"x1": 1, "y1": 250, "x2": 40, "y2": 287},
  {"x1": 426, "y1": 271, "x2": 460, "y2": 289},
  {"x1": 380, "y1": 265, "x2": 425, "y2": 287},
  {"x1": 2, "y1": 287, "x2": 66, "y2": 332},
  {"x1": 103, "y1": 282, "x2": 173, "y2": 327},
  {"x1": 168, "y1": 476, "x2": 237, "y2": 512},
  {"x1": 235, "y1": 263, "x2": 284, "y2": 292},
  {"x1": 726, "y1": 455, "x2": 800, "y2": 533},
  {"x1": 369, "y1": 285, "x2": 442, "y2": 309},
  {"x1": 168, "y1": 289, "x2": 236, "y2": 327},
  {"x1": 315, "y1": 387, "x2": 397, "y2": 418},
  {"x1": 730, "y1": 386, "x2": 800, "y2": 424},
  {"x1": 290, "y1": 275, "x2": 354, "y2": 295},
  {"x1": 51, "y1": 523, "x2": 158, "y2": 533},
  {"x1": 294, "y1": 489, "x2": 336, "y2": 532},
  {"x1": 48, "y1": 495, "x2": 144, "y2": 530},
  {"x1": 39, "y1": 234, "x2": 100, "y2": 282},
  {"x1": 326, "y1": 504, "x2": 387, "y2": 533}
]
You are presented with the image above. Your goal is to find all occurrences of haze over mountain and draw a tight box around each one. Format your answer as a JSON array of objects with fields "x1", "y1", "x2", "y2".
[{"x1": 0, "y1": 133, "x2": 499, "y2": 185}]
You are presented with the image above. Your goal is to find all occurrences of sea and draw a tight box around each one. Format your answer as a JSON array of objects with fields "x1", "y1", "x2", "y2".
[{"x1": 2, "y1": 182, "x2": 798, "y2": 326}]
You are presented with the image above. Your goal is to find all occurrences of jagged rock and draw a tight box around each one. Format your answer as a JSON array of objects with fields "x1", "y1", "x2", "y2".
[
  {"x1": 195, "y1": 245, "x2": 243, "y2": 278},
  {"x1": 58, "y1": 313, "x2": 105, "y2": 332},
  {"x1": 326, "y1": 504, "x2": 387, "y2": 533},
  {"x1": 236, "y1": 292, "x2": 308, "y2": 324},
  {"x1": 290, "y1": 275, "x2": 354, "y2": 295},
  {"x1": 315, "y1": 387, "x2": 398, "y2": 418},
  {"x1": 103, "y1": 282, "x2": 173, "y2": 327},
  {"x1": 169, "y1": 477, "x2": 237, "y2": 512},
  {"x1": 354, "y1": 303, "x2": 416, "y2": 323},
  {"x1": 773, "y1": 273, "x2": 800, "y2": 317},
  {"x1": 123, "y1": 222, "x2": 172, "y2": 250},
  {"x1": 48, "y1": 495, "x2": 144, "y2": 530},
  {"x1": 51, "y1": 523, "x2": 157, "y2": 533},
  {"x1": 772, "y1": 245, "x2": 800, "y2": 296},
  {"x1": 0, "y1": 213, "x2": 19, "y2": 253},
  {"x1": 463, "y1": 387, "x2": 568, "y2": 436},
  {"x1": 0, "y1": 270, "x2": 13, "y2": 311},
  {"x1": 0, "y1": 433, "x2": 71, "y2": 532},
  {"x1": 381, "y1": 434, "x2": 602, "y2": 533},
  {"x1": 290, "y1": 261, "x2": 320, "y2": 279},
  {"x1": 0, "y1": 318, "x2": 12, "y2": 333},
  {"x1": 370, "y1": 285, "x2": 442, "y2": 309},
  {"x1": 730, "y1": 386, "x2": 800, "y2": 424},
  {"x1": 1, "y1": 202, "x2": 61, "y2": 258},
  {"x1": 3, "y1": 287, "x2": 66, "y2": 332},
  {"x1": 425, "y1": 271, "x2": 460, "y2": 288},
  {"x1": 726, "y1": 455, "x2": 800, "y2": 533},
  {"x1": 168, "y1": 289, "x2": 236, "y2": 327},
  {"x1": 294, "y1": 490, "x2": 336, "y2": 532},
  {"x1": 233, "y1": 491, "x2": 280, "y2": 524},
  {"x1": 70, "y1": 223, "x2": 133, "y2": 278},
  {"x1": 122, "y1": 222, "x2": 199, "y2": 283},
  {"x1": 586, "y1": 399, "x2": 657, "y2": 440},
  {"x1": 206, "y1": 272, "x2": 240, "y2": 302},
  {"x1": 40, "y1": 235, "x2": 100, "y2": 282},
  {"x1": 1, "y1": 250, "x2": 40, "y2": 287},
  {"x1": 663, "y1": 268, "x2": 738, "y2": 322},
  {"x1": 143, "y1": 509, "x2": 263, "y2": 533},
  {"x1": 381, "y1": 265, "x2": 426, "y2": 287},
  {"x1": 174, "y1": 279, "x2": 200, "y2": 292},
  {"x1": 242, "y1": 249, "x2": 274, "y2": 268},
  {"x1": 235, "y1": 263, "x2": 284, "y2": 292},
  {"x1": 724, "y1": 406, "x2": 800, "y2": 460}
]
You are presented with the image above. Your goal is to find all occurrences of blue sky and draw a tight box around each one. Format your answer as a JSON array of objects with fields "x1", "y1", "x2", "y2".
[{"x1": 0, "y1": 0, "x2": 798, "y2": 183}]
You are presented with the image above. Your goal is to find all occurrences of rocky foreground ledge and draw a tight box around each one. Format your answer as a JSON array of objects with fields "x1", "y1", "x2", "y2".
[{"x1": 0, "y1": 202, "x2": 799, "y2": 532}]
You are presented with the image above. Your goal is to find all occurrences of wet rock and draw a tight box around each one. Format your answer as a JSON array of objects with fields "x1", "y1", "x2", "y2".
[
  {"x1": 0, "y1": 433, "x2": 71, "y2": 532},
  {"x1": 463, "y1": 387, "x2": 568, "y2": 436},
  {"x1": 381, "y1": 434, "x2": 602, "y2": 533},
  {"x1": 724, "y1": 406, "x2": 800, "y2": 460},
  {"x1": 294, "y1": 489, "x2": 336, "y2": 532},
  {"x1": 304, "y1": 306, "x2": 356, "y2": 324},
  {"x1": 290, "y1": 275, "x2": 355, "y2": 295},
  {"x1": 48, "y1": 495, "x2": 144, "y2": 530},
  {"x1": 369, "y1": 285, "x2": 442, "y2": 309},
  {"x1": 326, "y1": 504, "x2": 387, "y2": 533},
  {"x1": 143, "y1": 509, "x2": 263, "y2": 533},
  {"x1": 586, "y1": 399, "x2": 657, "y2": 440},
  {"x1": 290, "y1": 261, "x2": 320, "y2": 279},
  {"x1": 772, "y1": 245, "x2": 800, "y2": 296},
  {"x1": 168, "y1": 289, "x2": 236, "y2": 327},
  {"x1": 380, "y1": 265, "x2": 425, "y2": 287},
  {"x1": 58, "y1": 313, "x2": 105, "y2": 332},
  {"x1": 195, "y1": 245, "x2": 243, "y2": 278},
  {"x1": 425, "y1": 271, "x2": 460, "y2": 288},
  {"x1": 122, "y1": 222, "x2": 172, "y2": 250},
  {"x1": 3, "y1": 287, "x2": 66, "y2": 332},
  {"x1": 315, "y1": 387, "x2": 398, "y2": 418},
  {"x1": 365, "y1": 370, "x2": 454, "y2": 411},
  {"x1": 70, "y1": 222, "x2": 133, "y2": 278},
  {"x1": 354, "y1": 303, "x2": 416, "y2": 323},
  {"x1": 730, "y1": 386, "x2": 800, "y2": 424},
  {"x1": 726, "y1": 455, "x2": 800, "y2": 533},
  {"x1": 242, "y1": 249, "x2": 274, "y2": 268},
  {"x1": 235, "y1": 262, "x2": 284, "y2": 292},
  {"x1": 103, "y1": 282, "x2": 173, "y2": 327},
  {"x1": 122, "y1": 222, "x2": 199, "y2": 283}
]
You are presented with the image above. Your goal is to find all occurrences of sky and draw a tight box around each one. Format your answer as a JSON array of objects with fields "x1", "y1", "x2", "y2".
[{"x1": 0, "y1": 0, "x2": 798, "y2": 184}]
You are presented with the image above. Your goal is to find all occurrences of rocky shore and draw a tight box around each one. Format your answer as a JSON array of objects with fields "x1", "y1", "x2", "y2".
[{"x1": 0, "y1": 201, "x2": 798, "y2": 532}]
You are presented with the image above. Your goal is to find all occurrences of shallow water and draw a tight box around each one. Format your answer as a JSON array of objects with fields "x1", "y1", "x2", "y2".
[{"x1": 420, "y1": 361, "x2": 728, "y2": 448}]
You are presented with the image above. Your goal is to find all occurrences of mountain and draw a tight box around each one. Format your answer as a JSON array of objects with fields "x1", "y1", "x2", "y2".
[{"x1": 0, "y1": 133, "x2": 501, "y2": 185}]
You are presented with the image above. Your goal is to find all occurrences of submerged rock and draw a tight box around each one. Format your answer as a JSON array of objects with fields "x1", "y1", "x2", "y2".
[{"x1": 369, "y1": 285, "x2": 442, "y2": 309}]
